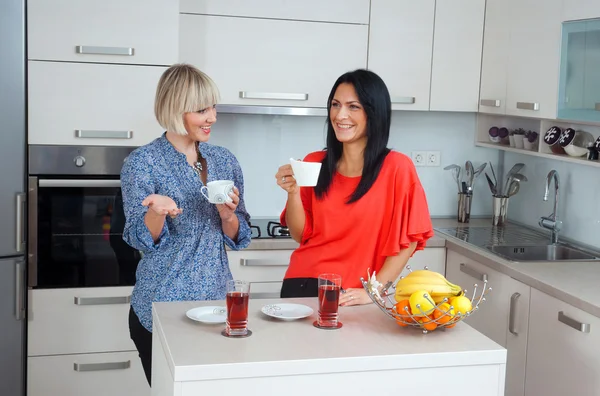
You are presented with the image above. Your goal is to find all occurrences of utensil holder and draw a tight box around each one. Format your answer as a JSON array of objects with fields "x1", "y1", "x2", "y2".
[
  {"x1": 492, "y1": 195, "x2": 509, "y2": 226},
  {"x1": 457, "y1": 192, "x2": 473, "y2": 223}
]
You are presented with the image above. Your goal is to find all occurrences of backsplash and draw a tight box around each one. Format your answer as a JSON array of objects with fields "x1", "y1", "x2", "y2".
[
  {"x1": 210, "y1": 111, "x2": 500, "y2": 218},
  {"x1": 503, "y1": 151, "x2": 600, "y2": 248}
]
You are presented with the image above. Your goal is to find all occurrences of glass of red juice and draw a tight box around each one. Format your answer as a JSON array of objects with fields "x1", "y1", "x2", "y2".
[
  {"x1": 317, "y1": 273, "x2": 342, "y2": 328},
  {"x1": 225, "y1": 280, "x2": 250, "y2": 336}
]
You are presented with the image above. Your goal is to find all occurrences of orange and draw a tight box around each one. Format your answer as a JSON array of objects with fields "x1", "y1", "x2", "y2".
[
  {"x1": 433, "y1": 302, "x2": 455, "y2": 325},
  {"x1": 418, "y1": 316, "x2": 438, "y2": 331},
  {"x1": 394, "y1": 299, "x2": 413, "y2": 325}
]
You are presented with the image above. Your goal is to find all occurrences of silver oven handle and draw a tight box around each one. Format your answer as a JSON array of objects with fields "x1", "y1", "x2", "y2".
[
  {"x1": 15, "y1": 193, "x2": 26, "y2": 253},
  {"x1": 28, "y1": 177, "x2": 38, "y2": 288},
  {"x1": 39, "y1": 179, "x2": 121, "y2": 188},
  {"x1": 74, "y1": 296, "x2": 131, "y2": 305}
]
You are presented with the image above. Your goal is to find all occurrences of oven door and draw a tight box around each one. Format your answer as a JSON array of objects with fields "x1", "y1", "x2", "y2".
[{"x1": 28, "y1": 177, "x2": 141, "y2": 289}]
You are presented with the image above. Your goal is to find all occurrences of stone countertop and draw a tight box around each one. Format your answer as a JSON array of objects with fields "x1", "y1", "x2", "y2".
[{"x1": 152, "y1": 298, "x2": 505, "y2": 382}]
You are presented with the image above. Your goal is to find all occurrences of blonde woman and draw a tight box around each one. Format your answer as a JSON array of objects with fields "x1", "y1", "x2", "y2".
[{"x1": 121, "y1": 64, "x2": 251, "y2": 386}]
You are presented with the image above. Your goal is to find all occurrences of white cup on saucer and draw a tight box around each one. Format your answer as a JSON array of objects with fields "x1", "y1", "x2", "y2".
[
  {"x1": 201, "y1": 180, "x2": 234, "y2": 204},
  {"x1": 290, "y1": 157, "x2": 322, "y2": 187}
]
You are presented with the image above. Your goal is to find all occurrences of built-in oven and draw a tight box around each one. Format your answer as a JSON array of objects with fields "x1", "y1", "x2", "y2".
[{"x1": 28, "y1": 145, "x2": 141, "y2": 289}]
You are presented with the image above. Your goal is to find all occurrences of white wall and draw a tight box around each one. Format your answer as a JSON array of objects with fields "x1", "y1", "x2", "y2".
[
  {"x1": 504, "y1": 151, "x2": 600, "y2": 248},
  {"x1": 209, "y1": 111, "x2": 500, "y2": 219}
]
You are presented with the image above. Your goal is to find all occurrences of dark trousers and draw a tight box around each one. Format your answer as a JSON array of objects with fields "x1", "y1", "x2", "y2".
[
  {"x1": 128, "y1": 306, "x2": 152, "y2": 386},
  {"x1": 280, "y1": 277, "x2": 319, "y2": 298}
]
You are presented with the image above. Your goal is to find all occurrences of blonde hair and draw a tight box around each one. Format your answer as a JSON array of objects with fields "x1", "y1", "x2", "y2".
[{"x1": 154, "y1": 63, "x2": 220, "y2": 135}]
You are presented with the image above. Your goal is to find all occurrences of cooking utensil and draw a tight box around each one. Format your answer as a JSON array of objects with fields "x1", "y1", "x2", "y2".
[
  {"x1": 507, "y1": 179, "x2": 520, "y2": 197},
  {"x1": 444, "y1": 164, "x2": 461, "y2": 193},
  {"x1": 465, "y1": 160, "x2": 474, "y2": 188},
  {"x1": 485, "y1": 172, "x2": 497, "y2": 195}
]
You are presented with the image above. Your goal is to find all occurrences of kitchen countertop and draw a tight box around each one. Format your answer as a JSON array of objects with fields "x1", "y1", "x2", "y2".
[{"x1": 152, "y1": 298, "x2": 506, "y2": 384}]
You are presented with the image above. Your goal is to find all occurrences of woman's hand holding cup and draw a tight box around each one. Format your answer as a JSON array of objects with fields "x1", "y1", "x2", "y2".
[{"x1": 276, "y1": 164, "x2": 298, "y2": 195}]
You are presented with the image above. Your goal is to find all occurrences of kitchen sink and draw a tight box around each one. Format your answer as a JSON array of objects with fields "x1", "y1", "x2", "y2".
[{"x1": 486, "y1": 244, "x2": 600, "y2": 262}]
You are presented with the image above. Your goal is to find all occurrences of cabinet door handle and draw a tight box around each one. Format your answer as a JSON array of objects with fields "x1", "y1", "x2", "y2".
[
  {"x1": 239, "y1": 91, "x2": 308, "y2": 101},
  {"x1": 391, "y1": 96, "x2": 415, "y2": 104},
  {"x1": 74, "y1": 361, "x2": 131, "y2": 372},
  {"x1": 74, "y1": 296, "x2": 131, "y2": 305},
  {"x1": 75, "y1": 130, "x2": 133, "y2": 139},
  {"x1": 558, "y1": 311, "x2": 590, "y2": 333},
  {"x1": 15, "y1": 260, "x2": 25, "y2": 321},
  {"x1": 516, "y1": 102, "x2": 540, "y2": 111},
  {"x1": 75, "y1": 46, "x2": 134, "y2": 56},
  {"x1": 508, "y1": 292, "x2": 521, "y2": 335},
  {"x1": 595, "y1": 103, "x2": 600, "y2": 111},
  {"x1": 480, "y1": 99, "x2": 501, "y2": 107},
  {"x1": 459, "y1": 263, "x2": 488, "y2": 282},
  {"x1": 240, "y1": 259, "x2": 288, "y2": 267}
]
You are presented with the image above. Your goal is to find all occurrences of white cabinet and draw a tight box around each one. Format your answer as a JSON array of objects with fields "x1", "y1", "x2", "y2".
[
  {"x1": 367, "y1": 0, "x2": 435, "y2": 111},
  {"x1": 28, "y1": 61, "x2": 165, "y2": 147},
  {"x1": 505, "y1": 0, "x2": 563, "y2": 119},
  {"x1": 478, "y1": 0, "x2": 511, "y2": 114},
  {"x1": 28, "y1": 351, "x2": 148, "y2": 396},
  {"x1": 563, "y1": 0, "x2": 600, "y2": 21},
  {"x1": 180, "y1": 0, "x2": 370, "y2": 24},
  {"x1": 525, "y1": 288, "x2": 600, "y2": 396},
  {"x1": 430, "y1": 0, "x2": 485, "y2": 112},
  {"x1": 227, "y1": 249, "x2": 292, "y2": 298},
  {"x1": 28, "y1": 287, "x2": 135, "y2": 356},
  {"x1": 446, "y1": 250, "x2": 530, "y2": 396},
  {"x1": 179, "y1": 14, "x2": 368, "y2": 108},
  {"x1": 28, "y1": 0, "x2": 178, "y2": 65}
]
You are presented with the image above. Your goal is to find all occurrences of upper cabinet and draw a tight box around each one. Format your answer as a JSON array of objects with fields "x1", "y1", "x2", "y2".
[
  {"x1": 179, "y1": 14, "x2": 368, "y2": 108},
  {"x1": 430, "y1": 0, "x2": 485, "y2": 112},
  {"x1": 557, "y1": 19, "x2": 600, "y2": 123},
  {"x1": 563, "y1": 0, "x2": 600, "y2": 21},
  {"x1": 180, "y1": 0, "x2": 370, "y2": 24},
  {"x1": 27, "y1": 0, "x2": 178, "y2": 66},
  {"x1": 367, "y1": 0, "x2": 435, "y2": 111},
  {"x1": 505, "y1": 0, "x2": 563, "y2": 119}
]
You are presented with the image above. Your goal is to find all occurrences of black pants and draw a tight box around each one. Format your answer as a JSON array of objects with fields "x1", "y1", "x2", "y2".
[
  {"x1": 128, "y1": 306, "x2": 152, "y2": 386},
  {"x1": 280, "y1": 277, "x2": 319, "y2": 298}
]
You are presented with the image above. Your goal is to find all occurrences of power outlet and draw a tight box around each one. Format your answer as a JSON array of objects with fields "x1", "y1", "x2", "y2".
[
  {"x1": 426, "y1": 151, "x2": 441, "y2": 167},
  {"x1": 411, "y1": 151, "x2": 427, "y2": 167}
]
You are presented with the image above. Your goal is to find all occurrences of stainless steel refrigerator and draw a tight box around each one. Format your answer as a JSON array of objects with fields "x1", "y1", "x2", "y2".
[{"x1": 0, "y1": 0, "x2": 27, "y2": 395}]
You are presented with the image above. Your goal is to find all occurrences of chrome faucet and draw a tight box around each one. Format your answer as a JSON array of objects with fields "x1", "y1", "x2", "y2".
[{"x1": 538, "y1": 170, "x2": 562, "y2": 244}]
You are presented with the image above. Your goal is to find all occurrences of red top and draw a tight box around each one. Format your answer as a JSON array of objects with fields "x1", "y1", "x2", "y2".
[{"x1": 280, "y1": 150, "x2": 434, "y2": 289}]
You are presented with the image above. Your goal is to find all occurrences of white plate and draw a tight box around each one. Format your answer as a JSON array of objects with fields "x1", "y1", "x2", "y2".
[
  {"x1": 261, "y1": 303, "x2": 314, "y2": 321},
  {"x1": 186, "y1": 306, "x2": 226, "y2": 324}
]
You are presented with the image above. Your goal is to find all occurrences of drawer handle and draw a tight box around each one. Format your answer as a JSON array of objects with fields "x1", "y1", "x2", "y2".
[
  {"x1": 250, "y1": 292, "x2": 280, "y2": 299},
  {"x1": 240, "y1": 259, "x2": 288, "y2": 267},
  {"x1": 508, "y1": 292, "x2": 521, "y2": 336},
  {"x1": 74, "y1": 296, "x2": 131, "y2": 305},
  {"x1": 74, "y1": 361, "x2": 131, "y2": 372},
  {"x1": 595, "y1": 103, "x2": 600, "y2": 111},
  {"x1": 459, "y1": 263, "x2": 488, "y2": 282},
  {"x1": 516, "y1": 102, "x2": 539, "y2": 111},
  {"x1": 239, "y1": 91, "x2": 308, "y2": 101},
  {"x1": 391, "y1": 96, "x2": 415, "y2": 104},
  {"x1": 480, "y1": 99, "x2": 501, "y2": 107},
  {"x1": 75, "y1": 46, "x2": 134, "y2": 56},
  {"x1": 75, "y1": 130, "x2": 133, "y2": 139},
  {"x1": 558, "y1": 311, "x2": 590, "y2": 333}
]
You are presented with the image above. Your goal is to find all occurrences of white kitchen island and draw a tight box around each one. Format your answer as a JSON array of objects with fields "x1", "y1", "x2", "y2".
[{"x1": 151, "y1": 298, "x2": 506, "y2": 396}]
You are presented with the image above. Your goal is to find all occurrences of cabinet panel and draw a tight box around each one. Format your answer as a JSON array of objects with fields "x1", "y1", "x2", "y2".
[
  {"x1": 505, "y1": 0, "x2": 563, "y2": 119},
  {"x1": 180, "y1": 0, "x2": 370, "y2": 24},
  {"x1": 28, "y1": 61, "x2": 165, "y2": 147},
  {"x1": 563, "y1": 0, "x2": 600, "y2": 21},
  {"x1": 525, "y1": 288, "x2": 600, "y2": 396},
  {"x1": 367, "y1": 0, "x2": 435, "y2": 111},
  {"x1": 28, "y1": 0, "x2": 178, "y2": 65},
  {"x1": 430, "y1": 0, "x2": 485, "y2": 112},
  {"x1": 179, "y1": 15, "x2": 368, "y2": 108}
]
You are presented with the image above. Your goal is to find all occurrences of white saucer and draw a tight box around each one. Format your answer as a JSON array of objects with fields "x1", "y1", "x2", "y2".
[
  {"x1": 186, "y1": 306, "x2": 226, "y2": 324},
  {"x1": 261, "y1": 303, "x2": 314, "y2": 321}
]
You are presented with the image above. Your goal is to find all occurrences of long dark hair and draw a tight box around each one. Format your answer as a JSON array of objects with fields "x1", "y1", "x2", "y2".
[{"x1": 314, "y1": 69, "x2": 391, "y2": 204}]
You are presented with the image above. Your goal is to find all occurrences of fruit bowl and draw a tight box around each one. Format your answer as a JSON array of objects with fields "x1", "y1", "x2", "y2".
[{"x1": 360, "y1": 265, "x2": 491, "y2": 334}]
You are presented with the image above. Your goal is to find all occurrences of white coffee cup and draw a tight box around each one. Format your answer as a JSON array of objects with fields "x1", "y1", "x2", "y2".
[
  {"x1": 289, "y1": 157, "x2": 322, "y2": 187},
  {"x1": 201, "y1": 180, "x2": 234, "y2": 204}
]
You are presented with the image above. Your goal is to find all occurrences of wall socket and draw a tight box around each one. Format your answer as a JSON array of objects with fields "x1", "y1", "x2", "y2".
[{"x1": 411, "y1": 151, "x2": 441, "y2": 167}]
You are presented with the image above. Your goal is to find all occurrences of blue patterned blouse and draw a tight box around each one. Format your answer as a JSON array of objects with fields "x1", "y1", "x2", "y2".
[{"x1": 121, "y1": 134, "x2": 252, "y2": 331}]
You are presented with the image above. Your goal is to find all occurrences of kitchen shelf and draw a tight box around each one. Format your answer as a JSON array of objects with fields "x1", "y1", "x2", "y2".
[{"x1": 476, "y1": 113, "x2": 600, "y2": 168}]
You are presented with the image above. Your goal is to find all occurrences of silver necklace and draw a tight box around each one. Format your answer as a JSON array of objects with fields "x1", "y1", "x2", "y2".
[{"x1": 193, "y1": 143, "x2": 203, "y2": 174}]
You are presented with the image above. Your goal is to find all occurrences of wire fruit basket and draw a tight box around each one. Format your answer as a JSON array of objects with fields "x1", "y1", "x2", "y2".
[{"x1": 360, "y1": 265, "x2": 492, "y2": 334}]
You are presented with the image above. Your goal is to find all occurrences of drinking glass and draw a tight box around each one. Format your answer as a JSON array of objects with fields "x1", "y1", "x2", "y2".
[
  {"x1": 315, "y1": 273, "x2": 342, "y2": 329},
  {"x1": 225, "y1": 280, "x2": 250, "y2": 336}
]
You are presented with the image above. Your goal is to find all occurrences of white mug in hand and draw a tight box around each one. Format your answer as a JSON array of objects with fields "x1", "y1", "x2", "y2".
[
  {"x1": 290, "y1": 157, "x2": 322, "y2": 187},
  {"x1": 201, "y1": 180, "x2": 234, "y2": 204}
]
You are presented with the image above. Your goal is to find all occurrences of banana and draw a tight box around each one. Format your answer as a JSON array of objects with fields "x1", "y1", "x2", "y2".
[{"x1": 394, "y1": 270, "x2": 463, "y2": 302}]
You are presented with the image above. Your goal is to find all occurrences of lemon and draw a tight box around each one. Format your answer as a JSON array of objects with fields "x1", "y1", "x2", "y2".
[
  {"x1": 449, "y1": 296, "x2": 472, "y2": 316},
  {"x1": 409, "y1": 290, "x2": 435, "y2": 316}
]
